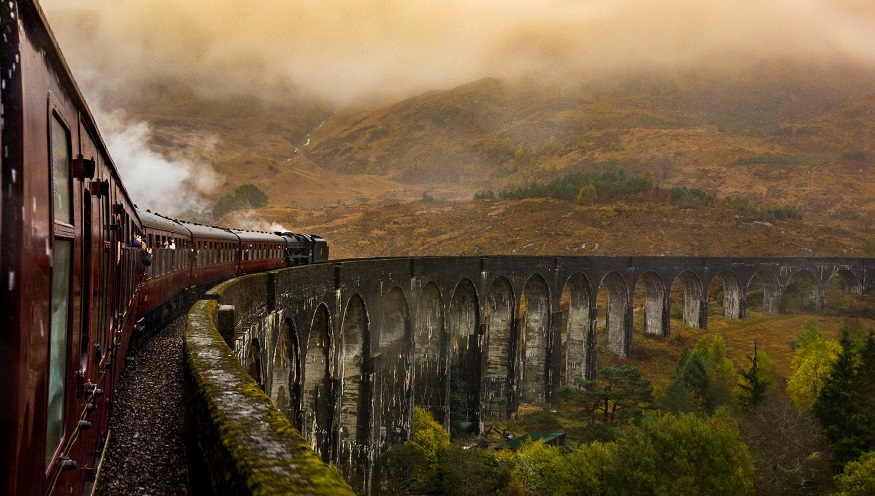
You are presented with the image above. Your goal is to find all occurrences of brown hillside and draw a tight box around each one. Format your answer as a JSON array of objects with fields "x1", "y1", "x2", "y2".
[
  {"x1": 236, "y1": 198, "x2": 872, "y2": 260},
  {"x1": 121, "y1": 64, "x2": 875, "y2": 237}
]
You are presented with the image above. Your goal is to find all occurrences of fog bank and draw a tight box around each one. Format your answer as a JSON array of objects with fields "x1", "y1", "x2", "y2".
[{"x1": 41, "y1": 0, "x2": 875, "y2": 107}]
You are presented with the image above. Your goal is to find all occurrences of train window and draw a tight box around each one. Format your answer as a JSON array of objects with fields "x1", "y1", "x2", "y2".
[
  {"x1": 51, "y1": 115, "x2": 72, "y2": 224},
  {"x1": 46, "y1": 239, "x2": 72, "y2": 466}
]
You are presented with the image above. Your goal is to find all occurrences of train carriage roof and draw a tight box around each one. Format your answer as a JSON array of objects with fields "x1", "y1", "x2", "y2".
[
  {"x1": 179, "y1": 221, "x2": 239, "y2": 242},
  {"x1": 230, "y1": 229, "x2": 285, "y2": 244},
  {"x1": 136, "y1": 208, "x2": 191, "y2": 237}
]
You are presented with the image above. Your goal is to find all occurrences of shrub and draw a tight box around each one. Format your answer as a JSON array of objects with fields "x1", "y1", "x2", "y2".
[
  {"x1": 841, "y1": 150, "x2": 868, "y2": 162},
  {"x1": 834, "y1": 451, "x2": 875, "y2": 496},
  {"x1": 473, "y1": 189, "x2": 495, "y2": 200},
  {"x1": 498, "y1": 168, "x2": 652, "y2": 201},
  {"x1": 763, "y1": 205, "x2": 803, "y2": 220},
  {"x1": 669, "y1": 186, "x2": 715, "y2": 207}
]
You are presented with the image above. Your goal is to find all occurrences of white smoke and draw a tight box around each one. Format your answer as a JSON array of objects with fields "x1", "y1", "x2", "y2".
[
  {"x1": 222, "y1": 209, "x2": 288, "y2": 233},
  {"x1": 95, "y1": 108, "x2": 220, "y2": 216}
]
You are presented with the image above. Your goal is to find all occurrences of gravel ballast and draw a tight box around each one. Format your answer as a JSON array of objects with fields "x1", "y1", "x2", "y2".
[{"x1": 95, "y1": 317, "x2": 192, "y2": 496}]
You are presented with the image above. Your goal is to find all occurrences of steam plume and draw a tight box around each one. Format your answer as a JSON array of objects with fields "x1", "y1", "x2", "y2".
[{"x1": 95, "y1": 107, "x2": 219, "y2": 216}]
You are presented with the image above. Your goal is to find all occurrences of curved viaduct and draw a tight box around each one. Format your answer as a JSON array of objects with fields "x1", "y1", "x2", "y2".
[{"x1": 203, "y1": 255, "x2": 872, "y2": 490}]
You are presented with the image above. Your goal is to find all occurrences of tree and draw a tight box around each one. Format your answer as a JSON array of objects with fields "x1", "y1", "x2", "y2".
[
  {"x1": 234, "y1": 184, "x2": 269, "y2": 209},
  {"x1": 737, "y1": 391, "x2": 834, "y2": 495},
  {"x1": 437, "y1": 444, "x2": 496, "y2": 496},
  {"x1": 813, "y1": 329, "x2": 875, "y2": 468},
  {"x1": 834, "y1": 451, "x2": 875, "y2": 496},
  {"x1": 609, "y1": 412, "x2": 755, "y2": 496},
  {"x1": 576, "y1": 184, "x2": 597, "y2": 206},
  {"x1": 212, "y1": 194, "x2": 241, "y2": 218},
  {"x1": 212, "y1": 183, "x2": 269, "y2": 218},
  {"x1": 577, "y1": 366, "x2": 653, "y2": 427},
  {"x1": 738, "y1": 341, "x2": 774, "y2": 408},
  {"x1": 787, "y1": 320, "x2": 841, "y2": 408},
  {"x1": 380, "y1": 406, "x2": 450, "y2": 494},
  {"x1": 550, "y1": 442, "x2": 614, "y2": 496},
  {"x1": 661, "y1": 335, "x2": 737, "y2": 413},
  {"x1": 507, "y1": 440, "x2": 563, "y2": 496}
]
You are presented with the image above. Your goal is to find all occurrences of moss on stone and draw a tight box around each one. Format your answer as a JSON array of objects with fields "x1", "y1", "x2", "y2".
[{"x1": 184, "y1": 299, "x2": 354, "y2": 495}]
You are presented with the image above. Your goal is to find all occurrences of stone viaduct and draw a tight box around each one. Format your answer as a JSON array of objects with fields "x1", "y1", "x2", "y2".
[{"x1": 200, "y1": 255, "x2": 873, "y2": 493}]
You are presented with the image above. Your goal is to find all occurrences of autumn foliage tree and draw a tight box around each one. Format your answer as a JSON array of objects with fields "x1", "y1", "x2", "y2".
[
  {"x1": 576, "y1": 184, "x2": 597, "y2": 205},
  {"x1": 787, "y1": 319, "x2": 841, "y2": 409},
  {"x1": 380, "y1": 406, "x2": 450, "y2": 495},
  {"x1": 834, "y1": 451, "x2": 875, "y2": 496}
]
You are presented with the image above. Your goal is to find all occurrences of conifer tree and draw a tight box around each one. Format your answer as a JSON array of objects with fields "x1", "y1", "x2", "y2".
[
  {"x1": 739, "y1": 341, "x2": 770, "y2": 408},
  {"x1": 813, "y1": 328, "x2": 875, "y2": 468}
]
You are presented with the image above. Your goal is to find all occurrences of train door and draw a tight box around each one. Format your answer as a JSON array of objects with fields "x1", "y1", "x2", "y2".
[
  {"x1": 97, "y1": 195, "x2": 110, "y2": 368},
  {"x1": 82, "y1": 192, "x2": 93, "y2": 372},
  {"x1": 46, "y1": 109, "x2": 76, "y2": 487},
  {"x1": 82, "y1": 176, "x2": 110, "y2": 370}
]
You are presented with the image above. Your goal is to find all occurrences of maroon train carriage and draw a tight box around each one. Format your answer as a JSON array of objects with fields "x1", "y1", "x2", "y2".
[
  {"x1": 136, "y1": 208, "x2": 193, "y2": 320},
  {"x1": 232, "y1": 229, "x2": 288, "y2": 274},
  {"x1": 181, "y1": 221, "x2": 242, "y2": 289},
  {"x1": 1, "y1": 2, "x2": 146, "y2": 494}
]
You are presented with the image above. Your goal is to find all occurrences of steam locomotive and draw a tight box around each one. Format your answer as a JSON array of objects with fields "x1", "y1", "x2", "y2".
[{"x1": 1, "y1": 2, "x2": 327, "y2": 494}]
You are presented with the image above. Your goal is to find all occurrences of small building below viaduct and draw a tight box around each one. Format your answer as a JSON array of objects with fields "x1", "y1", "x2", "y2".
[{"x1": 191, "y1": 255, "x2": 873, "y2": 493}]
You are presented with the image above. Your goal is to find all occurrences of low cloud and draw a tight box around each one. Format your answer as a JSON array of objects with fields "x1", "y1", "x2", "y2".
[{"x1": 41, "y1": 0, "x2": 875, "y2": 108}]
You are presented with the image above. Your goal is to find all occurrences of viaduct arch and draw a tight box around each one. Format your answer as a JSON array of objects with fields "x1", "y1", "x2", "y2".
[{"x1": 219, "y1": 255, "x2": 873, "y2": 492}]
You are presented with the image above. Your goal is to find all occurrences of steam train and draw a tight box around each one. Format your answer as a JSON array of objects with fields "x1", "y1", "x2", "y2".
[{"x1": 1, "y1": 2, "x2": 327, "y2": 495}]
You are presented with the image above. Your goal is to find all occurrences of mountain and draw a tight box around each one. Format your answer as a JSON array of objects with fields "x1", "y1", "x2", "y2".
[
  {"x1": 117, "y1": 63, "x2": 875, "y2": 253},
  {"x1": 296, "y1": 65, "x2": 875, "y2": 227}
]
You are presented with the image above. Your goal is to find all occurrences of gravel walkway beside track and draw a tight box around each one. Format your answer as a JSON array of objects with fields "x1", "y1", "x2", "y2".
[{"x1": 95, "y1": 316, "x2": 192, "y2": 496}]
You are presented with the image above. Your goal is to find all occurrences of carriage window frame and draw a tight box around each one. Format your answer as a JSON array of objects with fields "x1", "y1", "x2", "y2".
[{"x1": 46, "y1": 110, "x2": 74, "y2": 468}]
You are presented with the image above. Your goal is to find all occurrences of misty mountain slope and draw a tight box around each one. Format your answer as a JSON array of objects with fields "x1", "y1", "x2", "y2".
[
  {"x1": 104, "y1": 66, "x2": 875, "y2": 226},
  {"x1": 296, "y1": 68, "x2": 875, "y2": 223}
]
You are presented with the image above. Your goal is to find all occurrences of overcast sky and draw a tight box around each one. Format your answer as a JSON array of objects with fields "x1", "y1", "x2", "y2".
[
  {"x1": 36, "y1": 1, "x2": 875, "y2": 215},
  {"x1": 40, "y1": 0, "x2": 875, "y2": 108}
]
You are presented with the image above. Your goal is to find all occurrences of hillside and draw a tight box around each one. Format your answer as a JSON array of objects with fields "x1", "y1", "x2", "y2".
[
  {"x1": 119, "y1": 63, "x2": 875, "y2": 236},
  {"x1": 297, "y1": 67, "x2": 875, "y2": 228},
  {"x1": 235, "y1": 198, "x2": 872, "y2": 259}
]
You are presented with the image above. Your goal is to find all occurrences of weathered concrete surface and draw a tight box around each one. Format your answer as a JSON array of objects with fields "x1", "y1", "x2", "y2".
[{"x1": 193, "y1": 255, "x2": 873, "y2": 493}]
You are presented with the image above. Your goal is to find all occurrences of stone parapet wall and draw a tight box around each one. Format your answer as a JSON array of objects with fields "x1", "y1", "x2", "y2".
[{"x1": 183, "y1": 298, "x2": 354, "y2": 495}]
